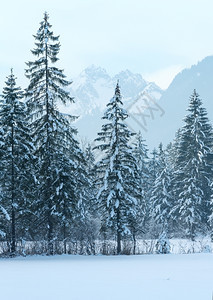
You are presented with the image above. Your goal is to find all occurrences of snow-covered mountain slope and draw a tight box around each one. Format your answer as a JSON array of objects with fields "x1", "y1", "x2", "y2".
[
  {"x1": 60, "y1": 57, "x2": 213, "y2": 149},
  {"x1": 59, "y1": 65, "x2": 163, "y2": 144},
  {"x1": 145, "y1": 56, "x2": 213, "y2": 149}
]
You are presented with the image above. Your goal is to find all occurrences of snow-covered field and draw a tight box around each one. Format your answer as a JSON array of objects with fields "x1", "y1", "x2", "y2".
[{"x1": 0, "y1": 253, "x2": 212, "y2": 300}]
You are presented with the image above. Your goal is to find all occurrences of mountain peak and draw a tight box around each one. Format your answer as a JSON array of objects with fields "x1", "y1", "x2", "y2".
[
  {"x1": 82, "y1": 65, "x2": 110, "y2": 81},
  {"x1": 64, "y1": 65, "x2": 163, "y2": 145},
  {"x1": 115, "y1": 69, "x2": 135, "y2": 77},
  {"x1": 114, "y1": 69, "x2": 146, "y2": 82},
  {"x1": 113, "y1": 70, "x2": 147, "y2": 98}
]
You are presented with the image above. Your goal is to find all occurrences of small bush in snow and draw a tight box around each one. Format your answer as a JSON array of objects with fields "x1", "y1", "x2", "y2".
[{"x1": 156, "y1": 231, "x2": 170, "y2": 254}]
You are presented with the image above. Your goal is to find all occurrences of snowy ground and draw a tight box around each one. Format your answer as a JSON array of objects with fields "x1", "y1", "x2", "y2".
[{"x1": 0, "y1": 253, "x2": 212, "y2": 300}]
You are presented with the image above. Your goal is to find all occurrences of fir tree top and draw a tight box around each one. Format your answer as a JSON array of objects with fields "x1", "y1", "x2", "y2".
[
  {"x1": 32, "y1": 12, "x2": 60, "y2": 62},
  {"x1": 25, "y1": 12, "x2": 74, "y2": 106},
  {"x1": 179, "y1": 89, "x2": 213, "y2": 162},
  {"x1": 2, "y1": 69, "x2": 23, "y2": 103}
]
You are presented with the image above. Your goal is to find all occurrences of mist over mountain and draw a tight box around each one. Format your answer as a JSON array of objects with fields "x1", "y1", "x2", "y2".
[
  {"x1": 60, "y1": 56, "x2": 213, "y2": 150},
  {"x1": 60, "y1": 65, "x2": 163, "y2": 145},
  {"x1": 150, "y1": 56, "x2": 213, "y2": 148}
]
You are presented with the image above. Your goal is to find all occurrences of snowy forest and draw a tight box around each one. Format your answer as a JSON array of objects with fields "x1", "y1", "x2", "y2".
[{"x1": 1, "y1": 12, "x2": 213, "y2": 257}]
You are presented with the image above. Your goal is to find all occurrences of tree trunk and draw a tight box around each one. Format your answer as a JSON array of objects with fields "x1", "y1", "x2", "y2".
[
  {"x1": 47, "y1": 228, "x2": 54, "y2": 255},
  {"x1": 63, "y1": 224, "x2": 67, "y2": 254},
  {"x1": 133, "y1": 232, "x2": 136, "y2": 255},
  {"x1": 11, "y1": 122, "x2": 16, "y2": 255},
  {"x1": 116, "y1": 208, "x2": 121, "y2": 255},
  {"x1": 45, "y1": 27, "x2": 54, "y2": 256},
  {"x1": 11, "y1": 206, "x2": 15, "y2": 255},
  {"x1": 190, "y1": 223, "x2": 195, "y2": 242}
]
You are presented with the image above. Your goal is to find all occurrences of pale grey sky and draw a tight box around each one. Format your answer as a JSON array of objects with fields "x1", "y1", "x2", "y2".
[{"x1": 1, "y1": 0, "x2": 213, "y2": 89}]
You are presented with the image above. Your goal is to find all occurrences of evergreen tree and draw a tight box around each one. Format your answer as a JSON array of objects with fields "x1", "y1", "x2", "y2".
[
  {"x1": 146, "y1": 148, "x2": 161, "y2": 235},
  {"x1": 172, "y1": 90, "x2": 213, "y2": 240},
  {"x1": 166, "y1": 129, "x2": 182, "y2": 170},
  {"x1": 208, "y1": 179, "x2": 213, "y2": 241},
  {"x1": 54, "y1": 130, "x2": 88, "y2": 254},
  {"x1": 0, "y1": 128, "x2": 10, "y2": 240},
  {"x1": 85, "y1": 143, "x2": 98, "y2": 215},
  {"x1": 149, "y1": 148, "x2": 159, "y2": 185},
  {"x1": 155, "y1": 231, "x2": 170, "y2": 254},
  {"x1": 151, "y1": 144, "x2": 173, "y2": 235},
  {"x1": 94, "y1": 82, "x2": 139, "y2": 254},
  {"x1": 25, "y1": 12, "x2": 84, "y2": 254},
  {"x1": 132, "y1": 132, "x2": 149, "y2": 242},
  {"x1": 0, "y1": 70, "x2": 34, "y2": 255}
]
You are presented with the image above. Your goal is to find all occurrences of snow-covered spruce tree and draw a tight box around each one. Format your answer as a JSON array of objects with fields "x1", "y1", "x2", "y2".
[
  {"x1": 94, "y1": 82, "x2": 140, "y2": 255},
  {"x1": 172, "y1": 90, "x2": 213, "y2": 240},
  {"x1": 209, "y1": 181, "x2": 213, "y2": 241},
  {"x1": 0, "y1": 128, "x2": 10, "y2": 242},
  {"x1": 53, "y1": 130, "x2": 89, "y2": 254},
  {"x1": 150, "y1": 144, "x2": 173, "y2": 236},
  {"x1": 25, "y1": 12, "x2": 85, "y2": 255},
  {"x1": 155, "y1": 231, "x2": 170, "y2": 254},
  {"x1": 166, "y1": 129, "x2": 185, "y2": 236},
  {"x1": 166, "y1": 129, "x2": 182, "y2": 170},
  {"x1": 145, "y1": 147, "x2": 161, "y2": 237},
  {"x1": 148, "y1": 148, "x2": 160, "y2": 185},
  {"x1": 85, "y1": 143, "x2": 98, "y2": 216},
  {"x1": 74, "y1": 143, "x2": 100, "y2": 254},
  {"x1": 132, "y1": 132, "x2": 149, "y2": 244},
  {"x1": 0, "y1": 70, "x2": 34, "y2": 255}
]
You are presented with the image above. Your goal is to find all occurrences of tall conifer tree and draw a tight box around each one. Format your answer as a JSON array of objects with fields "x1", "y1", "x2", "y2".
[
  {"x1": 172, "y1": 90, "x2": 213, "y2": 240},
  {"x1": 151, "y1": 144, "x2": 173, "y2": 234},
  {"x1": 95, "y1": 82, "x2": 139, "y2": 254},
  {"x1": 25, "y1": 12, "x2": 85, "y2": 254},
  {"x1": 132, "y1": 132, "x2": 149, "y2": 244},
  {"x1": 0, "y1": 70, "x2": 34, "y2": 255}
]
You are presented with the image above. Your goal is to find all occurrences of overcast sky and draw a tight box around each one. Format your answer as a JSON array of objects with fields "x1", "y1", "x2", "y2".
[{"x1": 1, "y1": 0, "x2": 213, "y2": 90}]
